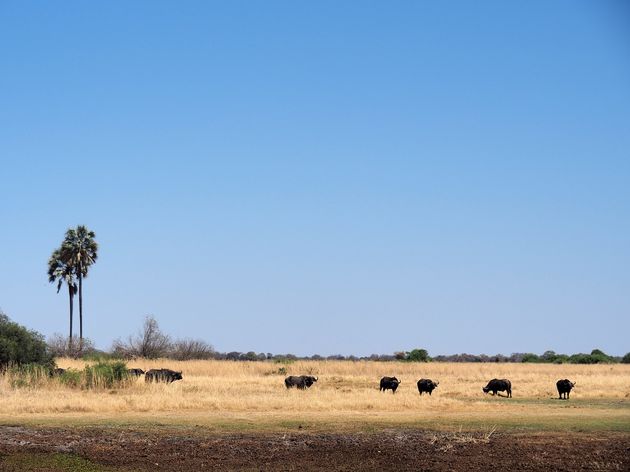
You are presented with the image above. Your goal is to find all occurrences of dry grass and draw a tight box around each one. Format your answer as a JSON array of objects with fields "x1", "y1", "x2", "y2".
[{"x1": 1, "y1": 359, "x2": 628, "y2": 431}]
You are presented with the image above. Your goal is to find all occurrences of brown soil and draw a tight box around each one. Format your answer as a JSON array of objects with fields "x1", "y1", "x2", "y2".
[{"x1": 0, "y1": 426, "x2": 628, "y2": 471}]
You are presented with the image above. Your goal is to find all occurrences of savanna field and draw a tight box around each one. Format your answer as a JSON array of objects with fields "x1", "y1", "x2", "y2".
[{"x1": 2, "y1": 359, "x2": 628, "y2": 432}]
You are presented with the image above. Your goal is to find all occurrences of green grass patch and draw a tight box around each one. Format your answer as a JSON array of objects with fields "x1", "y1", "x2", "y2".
[{"x1": 0, "y1": 452, "x2": 122, "y2": 471}]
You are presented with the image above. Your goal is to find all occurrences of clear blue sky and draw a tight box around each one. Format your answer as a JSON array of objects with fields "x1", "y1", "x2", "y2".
[{"x1": 1, "y1": 1, "x2": 629, "y2": 356}]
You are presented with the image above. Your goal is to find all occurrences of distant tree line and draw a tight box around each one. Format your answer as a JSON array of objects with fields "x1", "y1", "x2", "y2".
[
  {"x1": 45, "y1": 316, "x2": 629, "y2": 365},
  {"x1": 2, "y1": 310, "x2": 627, "y2": 366},
  {"x1": 207, "y1": 348, "x2": 626, "y2": 364},
  {"x1": 431, "y1": 349, "x2": 624, "y2": 364}
]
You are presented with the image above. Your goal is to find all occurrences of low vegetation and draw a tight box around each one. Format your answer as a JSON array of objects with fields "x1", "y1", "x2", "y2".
[
  {"x1": 0, "y1": 359, "x2": 628, "y2": 432},
  {"x1": 46, "y1": 316, "x2": 629, "y2": 365},
  {"x1": 110, "y1": 316, "x2": 214, "y2": 360},
  {"x1": 5, "y1": 360, "x2": 131, "y2": 390}
]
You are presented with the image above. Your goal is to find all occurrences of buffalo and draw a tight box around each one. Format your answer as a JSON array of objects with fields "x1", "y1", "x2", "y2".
[
  {"x1": 284, "y1": 375, "x2": 318, "y2": 390},
  {"x1": 417, "y1": 378, "x2": 439, "y2": 395},
  {"x1": 379, "y1": 376, "x2": 401, "y2": 393},
  {"x1": 482, "y1": 378, "x2": 512, "y2": 397},
  {"x1": 145, "y1": 368, "x2": 182, "y2": 383},
  {"x1": 128, "y1": 368, "x2": 145, "y2": 377},
  {"x1": 50, "y1": 368, "x2": 66, "y2": 377},
  {"x1": 556, "y1": 379, "x2": 575, "y2": 399}
]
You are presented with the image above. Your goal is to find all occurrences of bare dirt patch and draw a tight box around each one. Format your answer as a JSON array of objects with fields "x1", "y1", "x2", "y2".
[{"x1": 0, "y1": 426, "x2": 628, "y2": 471}]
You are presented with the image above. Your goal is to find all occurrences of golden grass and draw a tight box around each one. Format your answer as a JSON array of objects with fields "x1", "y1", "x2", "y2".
[{"x1": 1, "y1": 359, "x2": 628, "y2": 431}]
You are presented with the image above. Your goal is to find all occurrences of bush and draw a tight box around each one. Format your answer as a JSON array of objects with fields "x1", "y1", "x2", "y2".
[
  {"x1": 84, "y1": 360, "x2": 130, "y2": 389},
  {"x1": 273, "y1": 357, "x2": 295, "y2": 365},
  {"x1": 58, "y1": 368, "x2": 82, "y2": 388},
  {"x1": 6, "y1": 363, "x2": 50, "y2": 388},
  {"x1": 568, "y1": 353, "x2": 597, "y2": 364},
  {"x1": 553, "y1": 354, "x2": 569, "y2": 364},
  {"x1": 589, "y1": 349, "x2": 615, "y2": 363},
  {"x1": 394, "y1": 351, "x2": 406, "y2": 361},
  {"x1": 0, "y1": 311, "x2": 53, "y2": 370},
  {"x1": 112, "y1": 316, "x2": 218, "y2": 361},
  {"x1": 112, "y1": 316, "x2": 171, "y2": 359},
  {"x1": 521, "y1": 353, "x2": 540, "y2": 363},
  {"x1": 622, "y1": 353, "x2": 630, "y2": 364},
  {"x1": 406, "y1": 349, "x2": 430, "y2": 362},
  {"x1": 8, "y1": 361, "x2": 130, "y2": 390},
  {"x1": 567, "y1": 350, "x2": 615, "y2": 364},
  {"x1": 569, "y1": 349, "x2": 615, "y2": 364},
  {"x1": 169, "y1": 338, "x2": 215, "y2": 360},
  {"x1": 47, "y1": 333, "x2": 97, "y2": 359},
  {"x1": 241, "y1": 351, "x2": 258, "y2": 361},
  {"x1": 265, "y1": 366, "x2": 287, "y2": 376}
]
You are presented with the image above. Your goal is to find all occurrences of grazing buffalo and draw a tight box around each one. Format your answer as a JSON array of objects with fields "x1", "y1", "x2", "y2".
[
  {"x1": 145, "y1": 368, "x2": 182, "y2": 383},
  {"x1": 482, "y1": 378, "x2": 512, "y2": 397},
  {"x1": 284, "y1": 375, "x2": 318, "y2": 390},
  {"x1": 50, "y1": 368, "x2": 66, "y2": 377},
  {"x1": 556, "y1": 379, "x2": 575, "y2": 399},
  {"x1": 417, "y1": 378, "x2": 439, "y2": 395},
  {"x1": 379, "y1": 376, "x2": 401, "y2": 393},
  {"x1": 127, "y1": 368, "x2": 145, "y2": 377}
]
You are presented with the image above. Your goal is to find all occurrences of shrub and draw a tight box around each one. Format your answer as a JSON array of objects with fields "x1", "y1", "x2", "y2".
[
  {"x1": 553, "y1": 354, "x2": 569, "y2": 364},
  {"x1": 265, "y1": 366, "x2": 287, "y2": 376},
  {"x1": 0, "y1": 311, "x2": 53, "y2": 370},
  {"x1": 568, "y1": 353, "x2": 597, "y2": 364},
  {"x1": 521, "y1": 353, "x2": 540, "y2": 363},
  {"x1": 394, "y1": 351, "x2": 406, "y2": 361},
  {"x1": 58, "y1": 368, "x2": 82, "y2": 388},
  {"x1": 47, "y1": 333, "x2": 97, "y2": 358},
  {"x1": 622, "y1": 353, "x2": 630, "y2": 364},
  {"x1": 169, "y1": 338, "x2": 215, "y2": 360},
  {"x1": 273, "y1": 357, "x2": 295, "y2": 365},
  {"x1": 112, "y1": 316, "x2": 171, "y2": 359},
  {"x1": 589, "y1": 349, "x2": 615, "y2": 363},
  {"x1": 7, "y1": 363, "x2": 50, "y2": 388},
  {"x1": 567, "y1": 350, "x2": 615, "y2": 364},
  {"x1": 241, "y1": 351, "x2": 258, "y2": 361},
  {"x1": 406, "y1": 349, "x2": 430, "y2": 362},
  {"x1": 84, "y1": 360, "x2": 130, "y2": 389}
]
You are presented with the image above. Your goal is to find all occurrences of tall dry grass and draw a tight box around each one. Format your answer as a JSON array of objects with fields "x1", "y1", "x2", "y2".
[{"x1": 0, "y1": 360, "x2": 628, "y2": 428}]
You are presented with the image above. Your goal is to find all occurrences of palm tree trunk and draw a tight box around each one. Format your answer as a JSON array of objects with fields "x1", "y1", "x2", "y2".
[
  {"x1": 78, "y1": 272, "x2": 83, "y2": 350},
  {"x1": 68, "y1": 284, "x2": 74, "y2": 350}
]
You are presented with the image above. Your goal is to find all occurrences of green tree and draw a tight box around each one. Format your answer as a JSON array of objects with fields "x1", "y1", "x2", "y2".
[
  {"x1": 60, "y1": 225, "x2": 98, "y2": 348},
  {"x1": 589, "y1": 349, "x2": 614, "y2": 363},
  {"x1": 0, "y1": 311, "x2": 53, "y2": 369},
  {"x1": 521, "y1": 353, "x2": 540, "y2": 363},
  {"x1": 621, "y1": 353, "x2": 630, "y2": 364},
  {"x1": 540, "y1": 350, "x2": 558, "y2": 362},
  {"x1": 406, "y1": 348, "x2": 430, "y2": 362},
  {"x1": 47, "y1": 248, "x2": 78, "y2": 349}
]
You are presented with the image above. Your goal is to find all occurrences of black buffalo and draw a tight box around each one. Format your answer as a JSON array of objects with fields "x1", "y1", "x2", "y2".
[
  {"x1": 482, "y1": 378, "x2": 512, "y2": 397},
  {"x1": 379, "y1": 376, "x2": 401, "y2": 393},
  {"x1": 556, "y1": 379, "x2": 575, "y2": 399},
  {"x1": 145, "y1": 369, "x2": 182, "y2": 383},
  {"x1": 128, "y1": 368, "x2": 145, "y2": 377},
  {"x1": 417, "y1": 378, "x2": 439, "y2": 395},
  {"x1": 50, "y1": 368, "x2": 66, "y2": 377},
  {"x1": 284, "y1": 375, "x2": 318, "y2": 389}
]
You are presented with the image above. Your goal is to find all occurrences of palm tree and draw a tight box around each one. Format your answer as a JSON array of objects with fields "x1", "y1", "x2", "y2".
[
  {"x1": 47, "y1": 249, "x2": 78, "y2": 349},
  {"x1": 61, "y1": 225, "x2": 98, "y2": 348}
]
